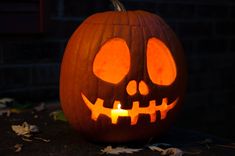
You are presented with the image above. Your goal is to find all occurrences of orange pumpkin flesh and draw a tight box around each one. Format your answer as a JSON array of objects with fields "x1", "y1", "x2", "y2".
[{"x1": 60, "y1": 10, "x2": 187, "y2": 142}]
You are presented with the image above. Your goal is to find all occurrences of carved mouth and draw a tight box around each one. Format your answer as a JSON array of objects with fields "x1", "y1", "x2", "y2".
[{"x1": 81, "y1": 93, "x2": 178, "y2": 125}]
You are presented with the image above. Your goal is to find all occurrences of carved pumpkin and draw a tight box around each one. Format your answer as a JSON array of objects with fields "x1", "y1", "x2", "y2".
[{"x1": 60, "y1": 0, "x2": 187, "y2": 142}]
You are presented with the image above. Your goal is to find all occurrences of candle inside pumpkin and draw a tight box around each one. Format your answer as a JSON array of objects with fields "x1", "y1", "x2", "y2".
[{"x1": 111, "y1": 103, "x2": 129, "y2": 124}]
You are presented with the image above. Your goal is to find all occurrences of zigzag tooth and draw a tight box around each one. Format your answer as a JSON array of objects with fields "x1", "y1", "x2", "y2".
[
  {"x1": 150, "y1": 113, "x2": 156, "y2": 123},
  {"x1": 162, "y1": 98, "x2": 168, "y2": 105},
  {"x1": 160, "y1": 112, "x2": 167, "y2": 120},
  {"x1": 131, "y1": 116, "x2": 138, "y2": 125},
  {"x1": 111, "y1": 116, "x2": 118, "y2": 124},
  {"x1": 113, "y1": 100, "x2": 121, "y2": 109},
  {"x1": 91, "y1": 113, "x2": 99, "y2": 121}
]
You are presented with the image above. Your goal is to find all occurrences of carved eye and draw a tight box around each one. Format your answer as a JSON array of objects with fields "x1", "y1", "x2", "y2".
[
  {"x1": 147, "y1": 38, "x2": 177, "y2": 86},
  {"x1": 93, "y1": 38, "x2": 130, "y2": 84}
]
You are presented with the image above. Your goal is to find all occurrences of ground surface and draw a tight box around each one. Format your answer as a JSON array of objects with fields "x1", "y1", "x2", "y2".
[{"x1": 0, "y1": 103, "x2": 234, "y2": 156}]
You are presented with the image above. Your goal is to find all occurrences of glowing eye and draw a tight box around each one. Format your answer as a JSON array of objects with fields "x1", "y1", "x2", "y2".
[
  {"x1": 147, "y1": 38, "x2": 177, "y2": 86},
  {"x1": 93, "y1": 38, "x2": 130, "y2": 84}
]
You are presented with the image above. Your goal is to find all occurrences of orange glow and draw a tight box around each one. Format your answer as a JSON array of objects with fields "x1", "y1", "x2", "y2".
[
  {"x1": 126, "y1": 80, "x2": 137, "y2": 96},
  {"x1": 93, "y1": 38, "x2": 130, "y2": 84},
  {"x1": 81, "y1": 93, "x2": 178, "y2": 125},
  {"x1": 147, "y1": 38, "x2": 177, "y2": 86},
  {"x1": 139, "y1": 81, "x2": 149, "y2": 95},
  {"x1": 117, "y1": 104, "x2": 121, "y2": 109},
  {"x1": 111, "y1": 104, "x2": 129, "y2": 124}
]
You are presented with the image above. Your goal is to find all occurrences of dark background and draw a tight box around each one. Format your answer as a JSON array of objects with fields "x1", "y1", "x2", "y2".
[{"x1": 0, "y1": 0, "x2": 234, "y2": 140}]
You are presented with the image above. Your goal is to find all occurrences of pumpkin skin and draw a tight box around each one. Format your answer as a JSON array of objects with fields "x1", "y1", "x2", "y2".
[{"x1": 60, "y1": 10, "x2": 187, "y2": 142}]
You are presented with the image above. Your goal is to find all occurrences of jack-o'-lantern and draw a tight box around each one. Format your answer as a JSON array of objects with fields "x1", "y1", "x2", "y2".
[{"x1": 60, "y1": 0, "x2": 187, "y2": 142}]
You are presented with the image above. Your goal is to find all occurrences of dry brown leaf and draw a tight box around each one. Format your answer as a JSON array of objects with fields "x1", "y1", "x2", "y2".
[
  {"x1": 149, "y1": 146, "x2": 165, "y2": 152},
  {"x1": 101, "y1": 146, "x2": 142, "y2": 155},
  {"x1": 14, "y1": 144, "x2": 23, "y2": 152},
  {"x1": 149, "y1": 146, "x2": 183, "y2": 156},
  {"x1": 0, "y1": 98, "x2": 14, "y2": 104},
  {"x1": 161, "y1": 148, "x2": 183, "y2": 156},
  {"x1": 34, "y1": 137, "x2": 51, "y2": 143},
  {"x1": 12, "y1": 123, "x2": 31, "y2": 137},
  {"x1": 0, "y1": 109, "x2": 11, "y2": 116},
  {"x1": 22, "y1": 137, "x2": 33, "y2": 142},
  {"x1": 34, "y1": 102, "x2": 45, "y2": 112},
  {"x1": 11, "y1": 122, "x2": 39, "y2": 137}
]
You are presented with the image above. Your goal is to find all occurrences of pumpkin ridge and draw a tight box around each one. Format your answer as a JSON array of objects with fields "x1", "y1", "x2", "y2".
[
  {"x1": 72, "y1": 23, "x2": 96, "y2": 127},
  {"x1": 60, "y1": 21, "x2": 90, "y2": 130},
  {"x1": 93, "y1": 14, "x2": 114, "y2": 101},
  {"x1": 135, "y1": 11, "x2": 151, "y2": 84}
]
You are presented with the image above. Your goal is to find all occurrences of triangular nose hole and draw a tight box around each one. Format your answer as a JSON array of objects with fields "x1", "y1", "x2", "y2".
[{"x1": 139, "y1": 81, "x2": 149, "y2": 95}]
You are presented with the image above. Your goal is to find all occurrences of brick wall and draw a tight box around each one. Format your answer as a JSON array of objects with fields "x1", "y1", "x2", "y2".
[{"x1": 0, "y1": 0, "x2": 234, "y2": 138}]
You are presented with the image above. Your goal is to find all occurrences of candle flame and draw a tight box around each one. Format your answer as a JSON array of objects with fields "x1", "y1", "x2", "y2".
[{"x1": 117, "y1": 103, "x2": 121, "y2": 109}]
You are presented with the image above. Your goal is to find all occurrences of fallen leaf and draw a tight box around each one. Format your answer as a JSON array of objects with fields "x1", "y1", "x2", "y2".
[
  {"x1": 11, "y1": 122, "x2": 39, "y2": 137},
  {"x1": 34, "y1": 102, "x2": 45, "y2": 112},
  {"x1": 22, "y1": 137, "x2": 33, "y2": 142},
  {"x1": 149, "y1": 146, "x2": 183, "y2": 156},
  {"x1": 0, "y1": 109, "x2": 11, "y2": 116},
  {"x1": 101, "y1": 146, "x2": 142, "y2": 155},
  {"x1": 12, "y1": 123, "x2": 31, "y2": 137},
  {"x1": 148, "y1": 146, "x2": 165, "y2": 152},
  {"x1": 50, "y1": 110, "x2": 67, "y2": 122},
  {"x1": 29, "y1": 124, "x2": 39, "y2": 133},
  {"x1": 34, "y1": 137, "x2": 50, "y2": 143},
  {"x1": 161, "y1": 148, "x2": 183, "y2": 156},
  {"x1": 0, "y1": 98, "x2": 14, "y2": 104},
  {"x1": 199, "y1": 138, "x2": 212, "y2": 149},
  {"x1": 14, "y1": 144, "x2": 23, "y2": 152}
]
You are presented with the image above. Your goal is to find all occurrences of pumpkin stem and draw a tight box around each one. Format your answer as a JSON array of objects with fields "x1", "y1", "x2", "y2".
[{"x1": 110, "y1": 0, "x2": 126, "y2": 12}]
